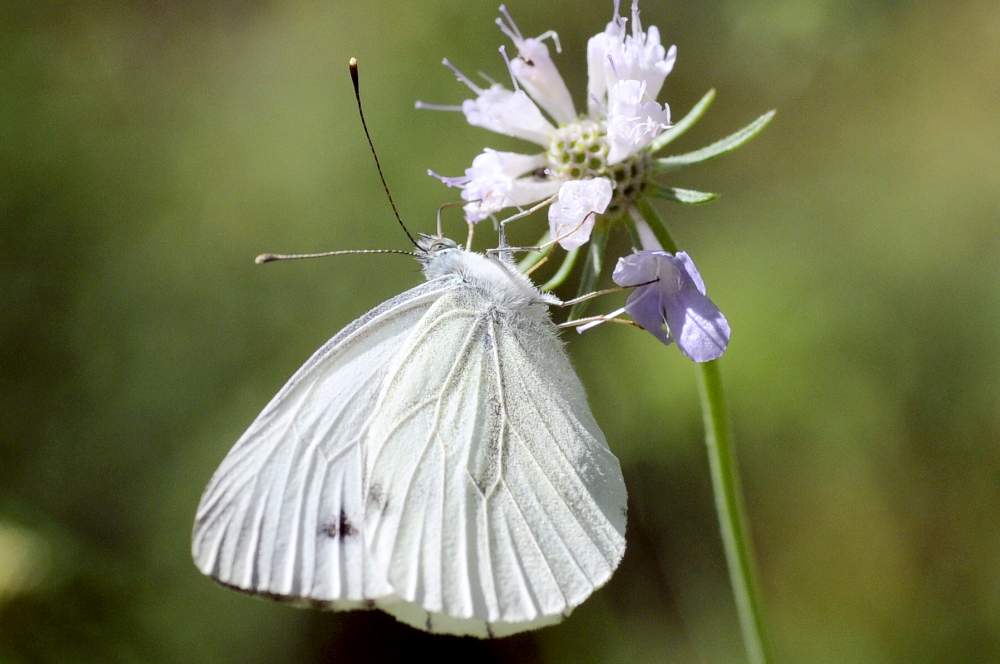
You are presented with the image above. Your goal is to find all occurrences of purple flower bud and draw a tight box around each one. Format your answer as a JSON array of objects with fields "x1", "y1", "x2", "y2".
[{"x1": 612, "y1": 250, "x2": 730, "y2": 362}]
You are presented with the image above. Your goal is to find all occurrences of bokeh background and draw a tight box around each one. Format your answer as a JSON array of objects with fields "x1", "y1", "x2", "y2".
[{"x1": 3, "y1": 1, "x2": 998, "y2": 662}]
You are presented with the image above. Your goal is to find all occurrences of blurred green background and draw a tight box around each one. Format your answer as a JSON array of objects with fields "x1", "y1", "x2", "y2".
[{"x1": 3, "y1": 1, "x2": 998, "y2": 662}]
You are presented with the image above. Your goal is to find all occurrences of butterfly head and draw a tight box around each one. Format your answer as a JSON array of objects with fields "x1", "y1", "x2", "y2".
[{"x1": 416, "y1": 233, "x2": 461, "y2": 259}]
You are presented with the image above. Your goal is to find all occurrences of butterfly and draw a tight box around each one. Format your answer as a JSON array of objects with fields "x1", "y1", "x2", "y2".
[{"x1": 191, "y1": 232, "x2": 627, "y2": 637}]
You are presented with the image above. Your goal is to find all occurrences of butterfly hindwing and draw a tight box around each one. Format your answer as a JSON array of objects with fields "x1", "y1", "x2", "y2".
[{"x1": 362, "y1": 287, "x2": 627, "y2": 636}]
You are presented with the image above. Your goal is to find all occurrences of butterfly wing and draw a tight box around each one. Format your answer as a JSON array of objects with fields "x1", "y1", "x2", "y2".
[
  {"x1": 363, "y1": 289, "x2": 627, "y2": 636},
  {"x1": 191, "y1": 277, "x2": 459, "y2": 606}
]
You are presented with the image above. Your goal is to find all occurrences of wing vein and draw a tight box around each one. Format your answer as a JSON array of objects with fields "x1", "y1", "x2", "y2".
[{"x1": 390, "y1": 316, "x2": 483, "y2": 600}]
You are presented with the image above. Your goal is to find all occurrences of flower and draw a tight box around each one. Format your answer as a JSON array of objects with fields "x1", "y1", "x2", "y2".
[
  {"x1": 430, "y1": 149, "x2": 561, "y2": 223},
  {"x1": 611, "y1": 250, "x2": 730, "y2": 362},
  {"x1": 421, "y1": 1, "x2": 676, "y2": 248}
]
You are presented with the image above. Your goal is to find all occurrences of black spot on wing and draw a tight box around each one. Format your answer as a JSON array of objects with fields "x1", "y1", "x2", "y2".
[
  {"x1": 319, "y1": 509, "x2": 358, "y2": 539},
  {"x1": 339, "y1": 510, "x2": 358, "y2": 537}
]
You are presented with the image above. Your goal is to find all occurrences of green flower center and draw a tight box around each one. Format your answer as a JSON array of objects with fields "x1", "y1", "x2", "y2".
[{"x1": 546, "y1": 120, "x2": 651, "y2": 216}]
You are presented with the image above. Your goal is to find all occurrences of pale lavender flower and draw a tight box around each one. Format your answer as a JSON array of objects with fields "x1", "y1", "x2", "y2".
[
  {"x1": 612, "y1": 250, "x2": 730, "y2": 362},
  {"x1": 419, "y1": 1, "x2": 675, "y2": 246}
]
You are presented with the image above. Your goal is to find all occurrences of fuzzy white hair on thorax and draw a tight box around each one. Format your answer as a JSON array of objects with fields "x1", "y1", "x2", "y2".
[{"x1": 423, "y1": 248, "x2": 561, "y2": 314}]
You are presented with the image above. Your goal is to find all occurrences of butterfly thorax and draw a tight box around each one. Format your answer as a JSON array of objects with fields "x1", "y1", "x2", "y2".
[{"x1": 423, "y1": 249, "x2": 560, "y2": 317}]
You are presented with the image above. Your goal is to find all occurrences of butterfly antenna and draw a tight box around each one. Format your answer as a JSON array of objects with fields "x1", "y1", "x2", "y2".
[
  {"x1": 349, "y1": 57, "x2": 420, "y2": 250},
  {"x1": 255, "y1": 248, "x2": 419, "y2": 264}
]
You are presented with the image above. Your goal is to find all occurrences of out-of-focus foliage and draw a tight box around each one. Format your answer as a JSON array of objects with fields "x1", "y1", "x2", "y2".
[{"x1": 2, "y1": 1, "x2": 998, "y2": 662}]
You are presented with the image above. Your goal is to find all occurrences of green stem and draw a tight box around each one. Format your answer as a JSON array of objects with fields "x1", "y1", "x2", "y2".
[
  {"x1": 642, "y1": 200, "x2": 772, "y2": 663},
  {"x1": 697, "y1": 361, "x2": 772, "y2": 664}
]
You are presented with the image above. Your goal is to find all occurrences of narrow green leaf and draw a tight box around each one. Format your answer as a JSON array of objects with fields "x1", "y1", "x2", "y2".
[
  {"x1": 540, "y1": 246, "x2": 580, "y2": 292},
  {"x1": 649, "y1": 88, "x2": 716, "y2": 153},
  {"x1": 635, "y1": 198, "x2": 679, "y2": 252},
  {"x1": 568, "y1": 225, "x2": 608, "y2": 321},
  {"x1": 654, "y1": 110, "x2": 776, "y2": 173},
  {"x1": 647, "y1": 183, "x2": 719, "y2": 205}
]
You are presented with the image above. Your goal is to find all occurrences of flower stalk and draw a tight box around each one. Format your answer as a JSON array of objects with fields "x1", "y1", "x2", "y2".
[
  {"x1": 697, "y1": 359, "x2": 772, "y2": 664},
  {"x1": 645, "y1": 205, "x2": 772, "y2": 663}
]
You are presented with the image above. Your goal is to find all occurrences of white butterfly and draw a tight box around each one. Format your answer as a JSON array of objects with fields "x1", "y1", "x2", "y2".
[{"x1": 191, "y1": 233, "x2": 627, "y2": 637}]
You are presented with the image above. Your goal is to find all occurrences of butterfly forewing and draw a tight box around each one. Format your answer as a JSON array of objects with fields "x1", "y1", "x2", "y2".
[{"x1": 192, "y1": 277, "x2": 460, "y2": 605}]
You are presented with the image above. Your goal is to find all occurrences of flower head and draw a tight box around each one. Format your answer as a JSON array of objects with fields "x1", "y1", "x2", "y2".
[
  {"x1": 418, "y1": 2, "x2": 774, "y2": 361},
  {"x1": 420, "y1": 1, "x2": 675, "y2": 245},
  {"x1": 612, "y1": 250, "x2": 730, "y2": 362}
]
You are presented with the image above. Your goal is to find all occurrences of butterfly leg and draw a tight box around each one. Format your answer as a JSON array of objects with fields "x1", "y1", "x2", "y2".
[
  {"x1": 558, "y1": 309, "x2": 641, "y2": 331},
  {"x1": 465, "y1": 220, "x2": 475, "y2": 251},
  {"x1": 435, "y1": 200, "x2": 465, "y2": 239},
  {"x1": 524, "y1": 254, "x2": 551, "y2": 277},
  {"x1": 556, "y1": 286, "x2": 627, "y2": 307},
  {"x1": 489, "y1": 205, "x2": 599, "y2": 256},
  {"x1": 554, "y1": 277, "x2": 659, "y2": 307},
  {"x1": 491, "y1": 196, "x2": 559, "y2": 254}
]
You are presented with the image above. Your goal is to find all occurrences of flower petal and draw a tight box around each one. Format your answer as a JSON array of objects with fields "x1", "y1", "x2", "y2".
[
  {"x1": 586, "y1": 4, "x2": 626, "y2": 117},
  {"x1": 471, "y1": 149, "x2": 547, "y2": 178},
  {"x1": 509, "y1": 177, "x2": 563, "y2": 206},
  {"x1": 508, "y1": 38, "x2": 577, "y2": 125},
  {"x1": 612, "y1": 250, "x2": 661, "y2": 287},
  {"x1": 663, "y1": 283, "x2": 730, "y2": 362},
  {"x1": 606, "y1": 79, "x2": 670, "y2": 164},
  {"x1": 674, "y1": 250, "x2": 706, "y2": 295},
  {"x1": 461, "y1": 174, "x2": 560, "y2": 223},
  {"x1": 604, "y1": 2, "x2": 678, "y2": 101},
  {"x1": 447, "y1": 149, "x2": 549, "y2": 222},
  {"x1": 496, "y1": 7, "x2": 577, "y2": 124},
  {"x1": 548, "y1": 178, "x2": 613, "y2": 249},
  {"x1": 623, "y1": 285, "x2": 671, "y2": 344},
  {"x1": 462, "y1": 85, "x2": 555, "y2": 146},
  {"x1": 635, "y1": 217, "x2": 663, "y2": 251}
]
